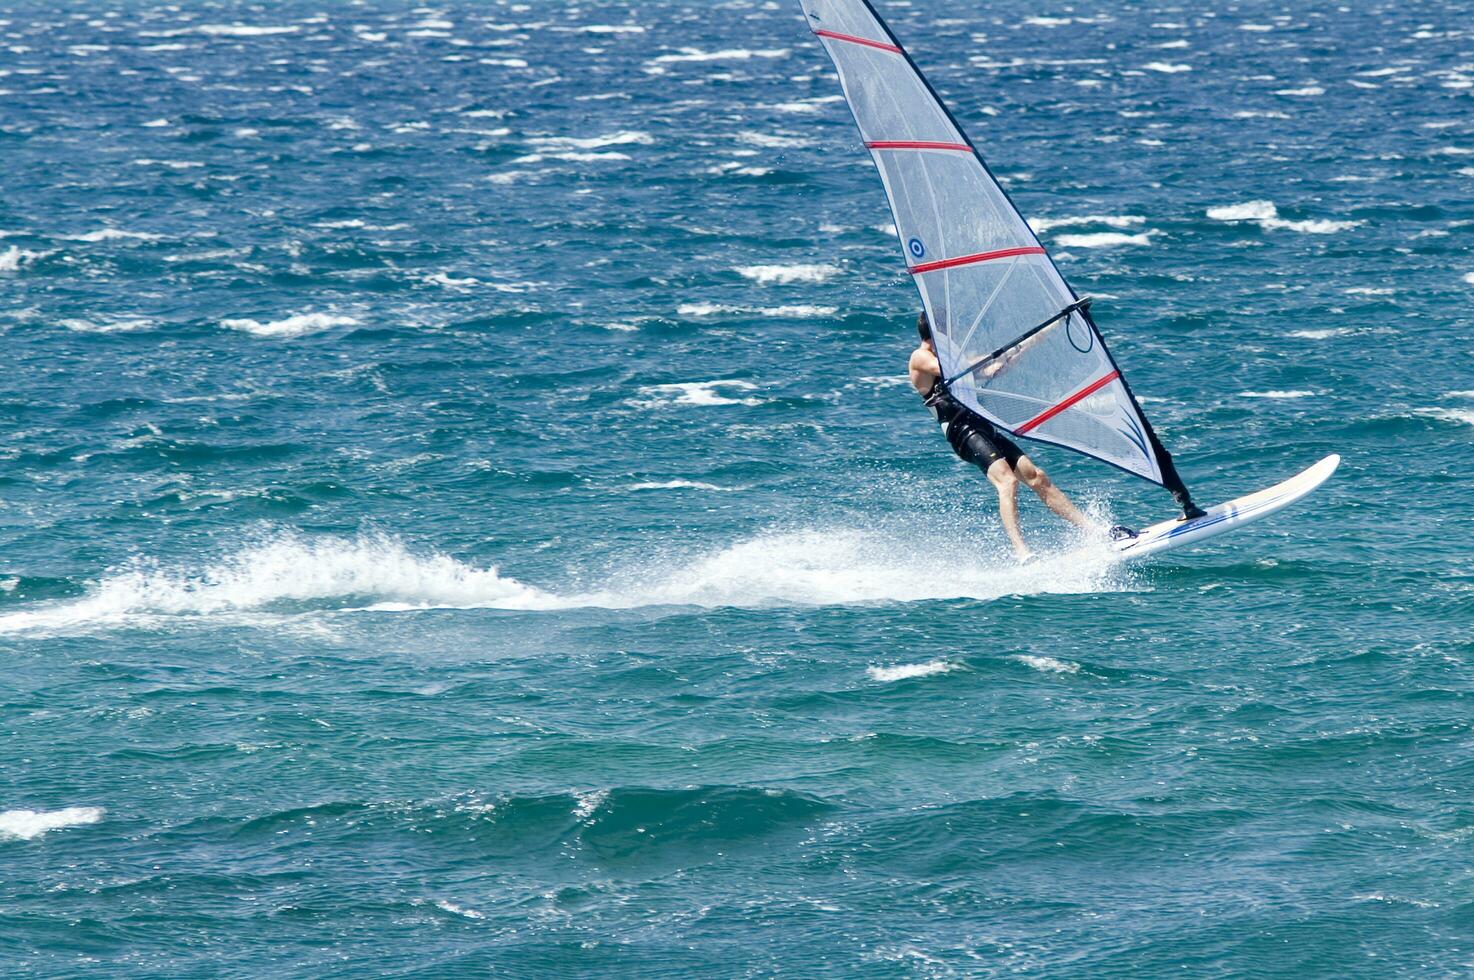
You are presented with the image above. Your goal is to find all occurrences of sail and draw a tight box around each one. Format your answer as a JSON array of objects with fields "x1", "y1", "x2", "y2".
[{"x1": 800, "y1": 0, "x2": 1167, "y2": 485}]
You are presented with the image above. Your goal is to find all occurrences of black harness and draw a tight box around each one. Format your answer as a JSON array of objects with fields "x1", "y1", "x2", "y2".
[{"x1": 923, "y1": 378, "x2": 980, "y2": 441}]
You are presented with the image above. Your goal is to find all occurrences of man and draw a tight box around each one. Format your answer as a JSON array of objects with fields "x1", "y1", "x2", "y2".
[{"x1": 909, "y1": 311, "x2": 1100, "y2": 562}]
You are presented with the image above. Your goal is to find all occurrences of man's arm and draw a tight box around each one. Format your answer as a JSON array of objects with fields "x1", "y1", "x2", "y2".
[
  {"x1": 978, "y1": 315, "x2": 1069, "y2": 380},
  {"x1": 908, "y1": 345, "x2": 940, "y2": 395}
]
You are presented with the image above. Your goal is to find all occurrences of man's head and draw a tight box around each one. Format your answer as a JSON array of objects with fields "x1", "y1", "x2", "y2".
[{"x1": 917, "y1": 310, "x2": 933, "y2": 348}]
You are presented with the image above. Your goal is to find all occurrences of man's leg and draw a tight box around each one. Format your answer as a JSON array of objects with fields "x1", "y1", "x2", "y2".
[
  {"x1": 986, "y1": 459, "x2": 1031, "y2": 559},
  {"x1": 1014, "y1": 455, "x2": 1090, "y2": 528}
]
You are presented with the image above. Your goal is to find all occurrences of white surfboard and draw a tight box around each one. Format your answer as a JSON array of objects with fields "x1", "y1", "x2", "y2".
[{"x1": 1112, "y1": 455, "x2": 1340, "y2": 562}]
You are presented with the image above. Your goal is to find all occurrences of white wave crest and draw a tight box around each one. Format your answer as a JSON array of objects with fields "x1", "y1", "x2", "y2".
[
  {"x1": 1238, "y1": 390, "x2": 1317, "y2": 399},
  {"x1": 678, "y1": 302, "x2": 836, "y2": 318},
  {"x1": 632, "y1": 380, "x2": 763, "y2": 407},
  {"x1": 0, "y1": 807, "x2": 104, "y2": 840},
  {"x1": 1289, "y1": 328, "x2": 1352, "y2": 340},
  {"x1": 197, "y1": 24, "x2": 299, "y2": 36},
  {"x1": 1419, "y1": 408, "x2": 1474, "y2": 427},
  {"x1": 0, "y1": 246, "x2": 48, "y2": 272},
  {"x1": 650, "y1": 48, "x2": 788, "y2": 65},
  {"x1": 1207, "y1": 200, "x2": 1359, "y2": 234},
  {"x1": 1029, "y1": 214, "x2": 1145, "y2": 234},
  {"x1": 767, "y1": 96, "x2": 845, "y2": 114},
  {"x1": 221, "y1": 312, "x2": 359, "y2": 338},
  {"x1": 1013, "y1": 655, "x2": 1080, "y2": 675},
  {"x1": 1052, "y1": 231, "x2": 1153, "y2": 248},
  {"x1": 737, "y1": 131, "x2": 810, "y2": 148},
  {"x1": 867, "y1": 661, "x2": 957, "y2": 683},
  {"x1": 60, "y1": 317, "x2": 154, "y2": 334},
  {"x1": 432, "y1": 899, "x2": 486, "y2": 920},
  {"x1": 735, "y1": 263, "x2": 840, "y2": 285},
  {"x1": 67, "y1": 229, "x2": 163, "y2": 242},
  {"x1": 626, "y1": 480, "x2": 732, "y2": 492},
  {"x1": 527, "y1": 130, "x2": 652, "y2": 150},
  {"x1": 512, "y1": 151, "x2": 630, "y2": 164},
  {"x1": 573, "y1": 789, "x2": 609, "y2": 819}
]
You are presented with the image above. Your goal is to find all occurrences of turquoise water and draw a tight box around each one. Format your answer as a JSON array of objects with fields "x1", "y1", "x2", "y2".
[{"x1": 2, "y1": 0, "x2": 1473, "y2": 975}]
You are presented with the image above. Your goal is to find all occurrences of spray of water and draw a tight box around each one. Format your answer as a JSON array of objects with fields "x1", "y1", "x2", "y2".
[{"x1": 0, "y1": 524, "x2": 1133, "y2": 635}]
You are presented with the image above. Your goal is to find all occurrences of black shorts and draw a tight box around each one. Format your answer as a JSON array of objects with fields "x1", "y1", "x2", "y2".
[{"x1": 946, "y1": 417, "x2": 1024, "y2": 471}]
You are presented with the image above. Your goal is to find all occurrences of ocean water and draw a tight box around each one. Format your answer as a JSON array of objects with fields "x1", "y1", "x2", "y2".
[{"x1": 2, "y1": 0, "x2": 1472, "y2": 975}]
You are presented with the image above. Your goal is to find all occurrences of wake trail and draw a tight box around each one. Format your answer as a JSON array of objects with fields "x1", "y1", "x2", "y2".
[{"x1": 0, "y1": 527, "x2": 1134, "y2": 636}]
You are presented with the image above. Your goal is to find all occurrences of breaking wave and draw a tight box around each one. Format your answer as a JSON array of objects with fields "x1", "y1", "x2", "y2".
[
  {"x1": 0, "y1": 806, "x2": 105, "y2": 840},
  {"x1": 1207, "y1": 200, "x2": 1359, "y2": 234},
  {"x1": 734, "y1": 263, "x2": 840, "y2": 285},
  {"x1": 220, "y1": 312, "x2": 359, "y2": 338}
]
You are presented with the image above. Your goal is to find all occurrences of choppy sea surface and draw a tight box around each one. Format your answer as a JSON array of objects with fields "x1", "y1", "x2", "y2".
[{"x1": 2, "y1": 0, "x2": 1472, "y2": 975}]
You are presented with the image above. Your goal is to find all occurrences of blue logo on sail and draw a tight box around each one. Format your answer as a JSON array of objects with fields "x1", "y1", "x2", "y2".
[{"x1": 907, "y1": 238, "x2": 926, "y2": 258}]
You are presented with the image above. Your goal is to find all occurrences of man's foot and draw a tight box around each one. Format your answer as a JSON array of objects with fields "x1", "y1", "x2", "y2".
[
  {"x1": 1108, "y1": 524, "x2": 1138, "y2": 542},
  {"x1": 1015, "y1": 550, "x2": 1038, "y2": 566},
  {"x1": 1179, "y1": 505, "x2": 1207, "y2": 522}
]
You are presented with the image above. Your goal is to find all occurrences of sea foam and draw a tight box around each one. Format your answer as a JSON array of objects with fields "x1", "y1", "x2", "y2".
[
  {"x1": 1053, "y1": 231, "x2": 1153, "y2": 248},
  {"x1": 196, "y1": 24, "x2": 299, "y2": 36},
  {"x1": 649, "y1": 48, "x2": 788, "y2": 65},
  {"x1": 1207, "y1": 200, "x2": 1359, "y2": 234},
  {"x1": 0, "y1": 246, "x2": 47, "y2": 272},
  {"x1": 67, "y1": 229, "x2": 163, "y2": 242},
  {"x1": 632, "y1": 380, "x2": 763, "y2": 407},
  {"x1": 220, "y1": 312, "x2": 359, "y2": 338},
  {"x1": 1013, "y1": 655, "x2": 1081, "y2": 675},
  {"x1": 626, "y1": 480, "x2": 732, "y2": 492},
  {"x1": 527, "y1": 131, "x2": 652, "y2": 150},
  {"x1": 867, "y1": 661, "x2": 957, "y2": 683},
  {"x1": 735, "y1": 264, "x2": 840, "y2": 285},
  {"x1": 1029, "y1": 215, "x2": 1146, "y2": 234},
  {"x1": 678, "y1": 302, "x2": 836, "y2": 318},
  {"x1": 0, "y1": 807, "x2": 104, "y2": 840},
  {"x1": 1238, "y1": 390, "x2": 1317, "y2": 399}
]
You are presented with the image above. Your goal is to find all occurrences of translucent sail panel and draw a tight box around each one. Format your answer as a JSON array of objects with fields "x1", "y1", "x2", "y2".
[
  {"x1": 822, "y1": 33, "x2": 959, "y2": 145},
  {"x1": 928, "y1": 253, "x2": 1163, "y2": 481},
  {"x1": 872, "y1": 149, "x2": 1043, "y2": 317},
  {"x1": 801, "y1": 0, "x2": 1168, "y2": 485}
]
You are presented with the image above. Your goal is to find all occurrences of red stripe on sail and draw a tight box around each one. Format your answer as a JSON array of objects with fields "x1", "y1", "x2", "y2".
[
  {"x1": 909, "y1": 245, "x2": 1045, "y2": 275},
  {"x1": 1015, "y1": 371, "x2": 1121, "y2": 434},
  {"x1": 812, "y1": 29, "x2": 902, "y2": 53},
  {"x1": 865, "y1": 141, "x2": 972, "y2": 152}
]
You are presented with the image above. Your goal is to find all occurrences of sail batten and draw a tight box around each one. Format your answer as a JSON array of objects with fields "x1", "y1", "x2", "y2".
[
  {"x1": 865, "y1": 140, "x2": 971, "y2": 151},
  {"x1": 801, "y1": 0, "x2": 1174, "y2": 487},
  {"x1": 812, "y1": 28, "x2": 901, "y2": 52},
  {"x1": 910, "y1": 246, "x2": 1046, "y2": 275}
]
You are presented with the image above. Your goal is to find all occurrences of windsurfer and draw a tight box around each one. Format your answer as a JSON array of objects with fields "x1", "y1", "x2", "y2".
[{"x1": 909, "y1": 311, "x2": 1094, "y2": 561}]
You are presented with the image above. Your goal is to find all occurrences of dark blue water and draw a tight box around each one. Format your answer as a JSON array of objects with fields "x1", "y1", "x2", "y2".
[{"x1": 3, "y1": 0, "x2": 1473, "y2": 975}]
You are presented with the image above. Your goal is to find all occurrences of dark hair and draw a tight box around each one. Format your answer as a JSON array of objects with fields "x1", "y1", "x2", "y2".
[{"x1": 916, "y1": 310, "x2": 932, "y2": 341}]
